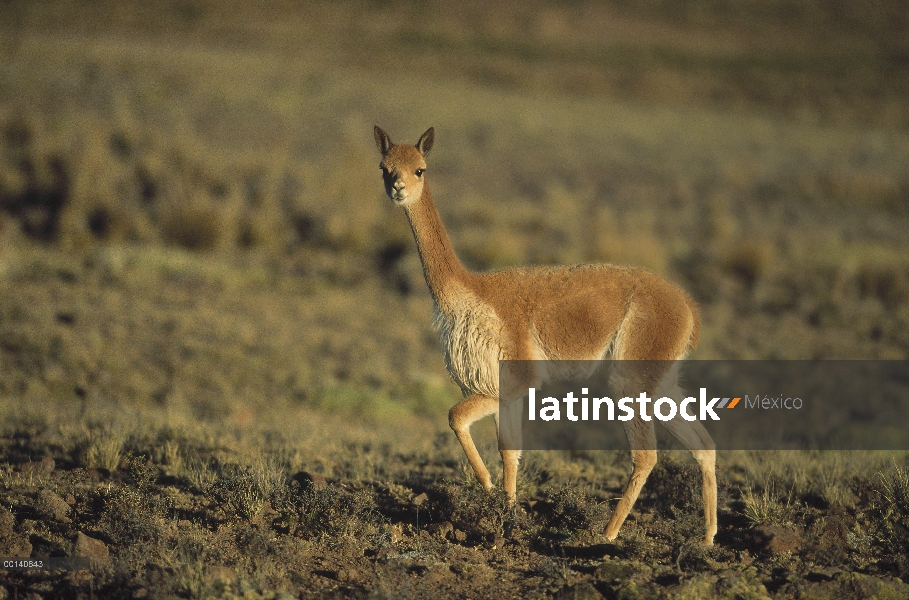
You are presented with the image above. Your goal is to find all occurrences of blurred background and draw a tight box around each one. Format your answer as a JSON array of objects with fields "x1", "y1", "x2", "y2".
[{"x1": 1, "y1": 0, "x2": 908, "y2": 420}]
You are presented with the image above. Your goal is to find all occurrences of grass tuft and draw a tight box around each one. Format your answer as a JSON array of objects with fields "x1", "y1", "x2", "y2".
[
  {"x1": 741, "y1": 480, "x2": 796, "y2": 528},
  {"x1": 183, "y1": 455, "x2": 219, "y2": 493},
  {"x1": 81, "y1": 427, "x2": 128, "y2": 472},
  {"x1": 870, "y1": 464, "x2": 909, "y2": 562}
]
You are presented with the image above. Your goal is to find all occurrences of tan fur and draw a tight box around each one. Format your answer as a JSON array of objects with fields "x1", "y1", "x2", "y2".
[{"x1": 374, "y1": 126, "x2": 717, "y2": 546}]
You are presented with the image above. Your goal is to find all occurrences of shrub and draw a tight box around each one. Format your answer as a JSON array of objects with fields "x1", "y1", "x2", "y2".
[
  {"x1": 209, "y1": 464, "x2": 270, "y2": 521},
  {"x1": 99, "y1": 482, "x2": 171, "y2": 546},
  {"x1": 535, "y1": 485, "x2": 610, "y2": 544},
  {"x1": 645, "y1": 455, "x2": 702, "y2": 518},
  {"x1": 429, "y1": 480, "x2": 516, "y2": 538},
  {"x1": 291, "y1": 483, "x2": 384, "y2": 544}
]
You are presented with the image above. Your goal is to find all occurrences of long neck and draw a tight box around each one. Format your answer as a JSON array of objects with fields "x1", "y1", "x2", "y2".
[{"x1": 404, "y1": 184, "x2": 471, "y2": 303}]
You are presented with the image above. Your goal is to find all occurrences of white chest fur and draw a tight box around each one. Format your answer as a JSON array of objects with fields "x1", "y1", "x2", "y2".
[{"x1": 434, "y1": 288, "x2": 504, "y2": 398}]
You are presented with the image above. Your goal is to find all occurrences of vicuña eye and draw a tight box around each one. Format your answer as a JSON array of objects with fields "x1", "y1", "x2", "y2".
[{"x1": 416, "y1": 169, "x2": 425, "y2": 177}]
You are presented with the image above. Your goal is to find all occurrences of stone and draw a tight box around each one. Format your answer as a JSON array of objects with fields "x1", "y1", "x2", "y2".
[
  {"x1": 388, "y1": 523, "x2": 404, "y2": 543},
  {"x1": 556, "y1": 582, "x2": 603, "y2": 600},
  {"x1": 427, "y1": 521, "x2": 453, "y2": 539},
  {"x1": 35, "y1": 489, "x2": 71, "y2": 523},
  {"x1": 0, "y1": 506, "x2": 14, "y2": 531},
  {"x1": 594, "y1": 558, "x2": 637, "y2": 584},
  {"x1": 291, "y1": 471, "x2": 327, "y2": 490},
  {"x1": 754, "y1": 524, "x2": 803, "y2": 554},
  {"x1": 336, "y1": 567, "x2": 359, "y2": 582},
  {"x1": 0, "y1": 531, "x2": 32, "y2": 556},
  {"x1": 809, "y1": 566, "x2": 843, "y2": 581},
  {"x1": 74, "y1": 532, "x2": 110, "y2": 566}
]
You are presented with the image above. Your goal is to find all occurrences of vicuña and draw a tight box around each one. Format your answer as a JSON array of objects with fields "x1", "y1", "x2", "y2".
[{"x1": 374, "y1": 126, "x2": 717, "y2": 545}]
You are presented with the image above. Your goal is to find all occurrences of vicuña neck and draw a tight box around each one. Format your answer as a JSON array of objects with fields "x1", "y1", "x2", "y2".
[{"x1": 404, "y1": 185, "x2": 471, "y2": 303}]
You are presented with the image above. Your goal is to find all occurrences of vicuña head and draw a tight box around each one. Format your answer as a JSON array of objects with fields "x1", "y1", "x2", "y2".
[
  {"x1": 373, "y1": 125, "x2": 718, "y2": 547},
  {"x1": 375, "y1": 126, "x2": 433, "y2": 207}
]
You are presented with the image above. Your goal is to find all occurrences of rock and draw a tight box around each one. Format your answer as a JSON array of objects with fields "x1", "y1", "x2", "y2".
[
  {"x1": 594, "y1": 558, "x2": 636, "y2": 584},
  {"x1": 453, "y1": 528, "x2": 467, "y2": 543},
  {"x1": 427, "y1": 521, "x2": 453, "y2": 539},
  {"x1": 0, "y1": 531, "x2": 32, "y2": 556},
  {"x1": 376, "y1": 547, "x2": 400, "y2": 561},
  {"x1": 808, "y1": 566, "x2": 843, "y2": 581},
  {"x1": 412, "y1": 492, "x2": 429, "y2": 506},
  {"x1": 35, "y1": 489, "x2": 72, "y2": 523},
  {"x1": 754, "y1": 524, "x2": 803, "y2": 554},
  {"x1": 336, "y1": 567, "x2": 359, "y2": 582},
  {"x1": 450, "y1": 561, "x2": 494, "y2": 578},
  {"x1": 477, "y1": 517, "x2": 497, "y2": 533},
  {"x1": 0, "y1": 506, "x2": 14, "y2": 531},
  {"x1": 18, "y1": 519, "x2": 37, "y2": 534},
  {"x1": 556, "y1": 582, "x2": 603, "y2": 600},
  {"x1": 388, "y1": 523, "x2": 404, "y2": 544},
  {"x1": 291, "y1": 471, "x2": 327, "y2": 490},
  {"x1": 74, "y1": 532, "x2": 110, "y2": 566},
  {"x1": 736, "y1": 549, "x2": 754, "y2": 567},
  {"x1": 715, "y1": 570, "x2": 771, "y2": 597}
]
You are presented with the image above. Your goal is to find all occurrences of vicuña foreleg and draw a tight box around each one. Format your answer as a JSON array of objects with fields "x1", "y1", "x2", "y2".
[{"x1": 448, "y1": 394, "x2": 498, "y2": 490}]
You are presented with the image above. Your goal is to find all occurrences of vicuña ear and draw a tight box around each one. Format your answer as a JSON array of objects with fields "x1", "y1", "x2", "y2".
[
  {"x1": 374, "y1": 126, "x2": 393, "y2": 154},
  {"x1": 416, "y1": 127, "x2": 434, "y2": 156}
]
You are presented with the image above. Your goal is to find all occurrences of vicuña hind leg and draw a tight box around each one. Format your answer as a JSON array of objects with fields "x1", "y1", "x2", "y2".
[
  {"x1": 661, "y1": 414, "x2": 718, "y2": 546},
  {"x1": 449, "y1": 394, "x2": 499, "y2": 490},
  {"x1": 604, "y1": 419, "x2": 658, "y2": 541},
  {"x1": 496, "y1": 394, "x2": 524, "y2": 502},
  {"x1": 500, "y1": 449, "x2": 521, "y2": 502}
]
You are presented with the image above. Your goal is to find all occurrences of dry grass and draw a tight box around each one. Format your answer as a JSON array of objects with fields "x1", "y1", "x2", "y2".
[{"x1": 742, "y1": 482, "x2": 797, "y2": 528}]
